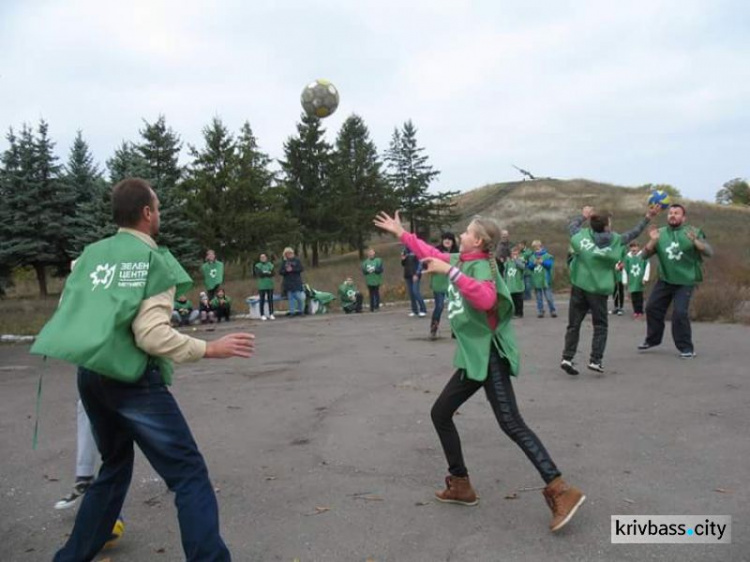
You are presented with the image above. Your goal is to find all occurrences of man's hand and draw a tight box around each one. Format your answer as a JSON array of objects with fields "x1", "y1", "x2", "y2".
[
  {"x1": 686, "y1": 228, "x2": 697, "y2": 242},
  {"x1": 373, "y1": 211, "x2": 406, "y2": 238},
  {"x1": 582, "y1": 206, "x2": 594, "y2": 220},
  {"x1": 421, "y1": 257, "x2": 450, "y2": 275},
  {"x1": 646, "y1": 205, "x2": 663, "y2": 220},
  {"x1": 205, "y1": 333, "x2": 255, "y2": 359},
  {"x1": 648, "y1": 226, "x2": 661, "y2": 242}
]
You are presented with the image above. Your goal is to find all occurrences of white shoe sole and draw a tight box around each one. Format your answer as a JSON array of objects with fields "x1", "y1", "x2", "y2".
[
  {"x1": 550, "y1": 494, "x2": 586, "y2": 532},
  {"x1": 54, "y1": 498, "x2": 79, "y2": 510},
  {"x1": 435, "y1": 495, "x2": 479, "y2": 506}
]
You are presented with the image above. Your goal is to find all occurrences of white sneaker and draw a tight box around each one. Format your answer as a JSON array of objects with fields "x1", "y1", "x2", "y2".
[
  {"x1": 269, "y1": 314, "x2": 275, "y2": 320},
  {"x1": 261, "y1": 315, "x2": 267, "y2": 321},
  {"x1": 409, "y1": 312, "x2": 416, "y2": 317},
  {"x1": 418, "y1": 312, "x2": 426, "y2": 317}
]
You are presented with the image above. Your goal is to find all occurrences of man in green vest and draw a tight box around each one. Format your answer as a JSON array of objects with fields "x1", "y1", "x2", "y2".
[
  {"x1": 638, "y1": 204, "x2": 713, "y2": 358},
  {"x1": 32, "y1": 178, "x2": 254, "y2": 562},
  {"x1": 201, "y1": 248, "x2": 224, "y2": 300},
  {"x1": 361, "y1": 248, "x2": 384, "y2": 312},
  {"x1": 561, "y1": 205, "x2": 659, "y2": 375}
]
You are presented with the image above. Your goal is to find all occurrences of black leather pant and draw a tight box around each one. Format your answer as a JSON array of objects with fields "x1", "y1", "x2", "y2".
[{"x1": 430, "y1": 347, "x2": 561, "y2": 483}]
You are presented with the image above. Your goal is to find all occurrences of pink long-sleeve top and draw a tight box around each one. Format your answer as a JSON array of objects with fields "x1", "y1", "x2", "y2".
[{"x1": 400, "y1": 232, "x2": 499, "y2": 330}]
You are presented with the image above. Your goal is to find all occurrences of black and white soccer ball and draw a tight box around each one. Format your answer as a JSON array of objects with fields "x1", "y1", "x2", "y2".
[{"x1": 300, "y1": 79, "x2": 339, "y2": 118}]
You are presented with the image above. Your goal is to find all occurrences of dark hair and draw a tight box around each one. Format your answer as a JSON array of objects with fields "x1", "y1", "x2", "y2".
[
  {"x1": 112, "y1": 178, "x2": 154, "y2": 227},
  {"x1": 628, "y1": 240, "x2": 640, "y2": 247},
  {"x1": 669, "y1": 203, "x2": 686, "y2": 215},
  {"x1": 438, "y1": 231, "x2": 458, "y2": 253},
  {"x1": 590, "y1": 211, "x2": 612, "y2": 233}
]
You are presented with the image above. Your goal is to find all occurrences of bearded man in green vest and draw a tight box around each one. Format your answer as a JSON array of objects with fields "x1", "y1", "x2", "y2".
[
  {"x1": 638, "y1": 204, "x2": 713, "y2": 358},
  {"x1": 32, "y1": 178, "x2": 254, "y2": 562},
  {"x1": 561, "y1": 204, "x2": 660, "y2": 375}
]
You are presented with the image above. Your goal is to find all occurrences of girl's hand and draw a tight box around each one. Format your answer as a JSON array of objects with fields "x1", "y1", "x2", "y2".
[
  {"x1": 421, "y1": 257, "x2": 450, "y2": 275},
  {"x1": 373, "y1": 211, "x2": 405, "y2": 238}
]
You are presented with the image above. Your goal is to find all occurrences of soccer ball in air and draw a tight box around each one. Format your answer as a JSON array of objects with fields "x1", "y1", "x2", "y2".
[
  {"x1": 300, "y1": 79, "x2": 339, "y2": 118},
  {"x1": 647, "y1": 189, "x2": 672, "y2": 209}
]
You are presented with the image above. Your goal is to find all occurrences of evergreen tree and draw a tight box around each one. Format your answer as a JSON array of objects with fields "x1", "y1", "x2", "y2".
[
  {"x1": 384, "y1": 120, "x2": 458, "y2": 235},
  {"x1": 62, "y1": 131, "x2": 110, "y2": 257},
  {"x1": 280, "y1": 113, "x2": 334, "y2": 266},
  {"x1": 107, "y1": 141, "x2": 150, "y2": 183},
  {"x1": 0, "y1": 121, "x2": 66, "y2": 296},
  {"x1": 331, "y1": 114, "x2": 394, "y2": 258},
  {"x1": 136, "y1": 116, "x2": 200, "y2": 266}
]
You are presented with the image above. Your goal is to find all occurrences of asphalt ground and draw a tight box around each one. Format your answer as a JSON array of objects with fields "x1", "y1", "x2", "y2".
[{"x1": 1, "y1": 298, "x2": 748, "y2": 561}]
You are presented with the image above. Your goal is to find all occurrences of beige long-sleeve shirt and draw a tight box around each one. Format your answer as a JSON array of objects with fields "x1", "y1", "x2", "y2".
[{"x1": 121, "y1": 228, "x2": 207, "y2": 363}]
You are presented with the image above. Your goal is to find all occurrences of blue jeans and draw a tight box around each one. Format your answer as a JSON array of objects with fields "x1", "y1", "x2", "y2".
[
  {"x1": 405, "y1": 278, "x2": 426, "y2": 314},
  {"x1": 535, "y1": 287, "x2": 556, "y2": 314},
  {"x1": 523, "y1": 276, "x2": 533, "y2": 300},
  {"x1": 432, "y1": 291, "x2": 446, "y2": 326},
  {"x1": 287, "y1": 290, "x2": 306, "y2": 315},
  {"x1": 54, "y1": 366, "x2": 230, "y2": 562}
]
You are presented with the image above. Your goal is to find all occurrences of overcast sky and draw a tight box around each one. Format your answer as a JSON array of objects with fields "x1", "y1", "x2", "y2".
[{"x1": 1, "y1": 0, "x2": 748, "y2": 202}]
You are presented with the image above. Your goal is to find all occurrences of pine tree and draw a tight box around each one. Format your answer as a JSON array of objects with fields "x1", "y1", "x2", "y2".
[
  {"x1": 62, "y1": 131, "x2": 110, "y2": 257},
  {"x1": 384, "y1": 120, "x2": 458, "y2": 235},
  {"x1": 0, "y1": 121, "x2": 66, "y2": 296},
  {"x1": 280, "y1": 113, "x2": 334, "y2": 266},
  {"x1": 136, "y1": 116, "x2": 200, "y2": 266},
  {"x1": 331, "y1": 114, "x2": 394, "y2": 258},
  {"x1": 107, "y1": 141, "x2": 151, "y2": 183}
]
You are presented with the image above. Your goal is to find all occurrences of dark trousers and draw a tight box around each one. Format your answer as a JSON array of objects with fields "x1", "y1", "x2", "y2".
[
  {"x1": 563, "y1": 285, "x2": 609, "y2": 364},
  {"x1": 343, "y1": 293, "x2": 364, "y2": 313},
  {"x1": 631, "y1": 291, "x2": 644, "y2": 314},
  {"x1": 430, "y1": 348, "x2": 560, "y2": 484},
  {"x1": 645, "y1": 280, "x2": 695, "y2": 353},
  {"x1": 54, "y1": 367, "x2": 229, "y2": 562},
  {"x1": 259, "y1": 289, "x2": 274, "y2": 316},
  {"x1": 367, "y1": 285, "x2": 380, "y2": 311},
  {"x1": 612, "y1": 282, "x2": 625, "y2": 310},
  {"x1": 511, "y1": 292, "x2": 524, "y2": 318},
  {"x1": 215, "y1": 305, "x2": 231, "y2": 322}
]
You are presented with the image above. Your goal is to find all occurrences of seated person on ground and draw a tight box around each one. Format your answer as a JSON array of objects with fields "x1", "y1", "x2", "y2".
[
  {"x1": 338, "y1": 276, "x2": 363, "y2": 314},
  {"x1": 198, "y1": 291, "x2": 216, "y2": 324},
  {"x1": 210, "y1": 288, "x2": 232, "y2": 322},
  {"x1": 171, "y1": 294, "x2": 199, "y2": 326}
]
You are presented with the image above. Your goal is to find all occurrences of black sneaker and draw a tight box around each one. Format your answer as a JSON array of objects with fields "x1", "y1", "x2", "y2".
[
  {"x1": 679, "y1": 351, "x2": 697, "y2": 359},
  {"x1": 587, "y1": 362, "x2": 604, "y2": 373},
  {"x1": 54, "y1": 477, "x2": 93, "y2": 510},
  {"x1": 637, "y1": 342, "x2": 655, "y2": 351},
  {"x1": 560, "y1": 359, "x2": 579, "y2": 375}
]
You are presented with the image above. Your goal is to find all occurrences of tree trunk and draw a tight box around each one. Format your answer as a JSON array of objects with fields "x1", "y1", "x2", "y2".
[
  {"x1": 34, "y1": 263, "x2": 48, "y2": 297},
  {"x1": 357, "y1": 232, "x2": 364, "y2": 260},
  {"x1": 312, "y1": 241, "x2": 319, "y2": 267}
]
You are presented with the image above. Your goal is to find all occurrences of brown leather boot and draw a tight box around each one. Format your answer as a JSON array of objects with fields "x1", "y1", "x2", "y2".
[
  {"x1": 435, "y1": 475, "x2": 479, "y2": 506},
  {"x1": 542, "y1": 476, "x2": 586, "y2": 531}
]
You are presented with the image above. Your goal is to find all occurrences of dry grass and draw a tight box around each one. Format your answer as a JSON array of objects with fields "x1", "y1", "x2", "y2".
[{"x1": 3, "y1": 179, "x2": 749, "y2": 334}]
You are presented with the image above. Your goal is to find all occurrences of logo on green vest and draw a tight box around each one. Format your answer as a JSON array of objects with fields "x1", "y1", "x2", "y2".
[
  {"x1": 630, "y1": 263, "x2": 642, "y2": 277},
  {"x1": 579, "y1": 238, "x2": 595, "y2": 251},
  {"x1": 209, "y1": 268, "x2": 218, "y2": 278},
  {"x1": 507, "y1": 267, "x2": 517, "y2": 278},
  {"x1": 534, "y1": 264, "x2": 543, "y2": 273},
  {"x1": 666, "y1": 242, "x2": 683, "y2": 261},
  {"x1": 347, "y1": 289, "x2": 356, "y2": 299},
  {"x1": 447, "y1": 284, "x2": 465, "y2": 320},
  {"x1": 90, "y1": 264, "x2": 117, "y2": 290}
]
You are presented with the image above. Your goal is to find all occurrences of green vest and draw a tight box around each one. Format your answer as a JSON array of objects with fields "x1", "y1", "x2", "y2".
[
  {"x1": 338, "y1": 282, "x2": 358, "y2": 305},
  {"x1": 174, "y1": 299, "x2": 193, "y2": 315},
  {"x1": 624, "y1": 253, "x2": 648, "y2": 292},
  {"x1": 430, "y1": 272, "x2": 450, "y2": 293},
  {"x1": 530, "y1": 252, "x2": 554, "y2": 289},
  {"x1": 31, "y1": 232, "x2": 192, "y2": 384},
  {"x1": 655, "y1": 226, "x2": 704, "y2": 285},
  {"x1": 254, "y1": 262, "x2": 275, "y2": 291},
  {"x1": 521, "y1": 249, "x2": 533, "y2": 276},
  {"x1": 569, "y1": 229, "x2": 625, "y2": 295},
  {"x1": 447, "y1": 256, "x2": 520, "y2": 381},
  {"x1": 210, "y1": 295, "x2": 232, "y2": 309},
  {"x1": 503, "y1": 259, "x2": 525, "y2": 294},
  {"x1": 201, "y1": 260, "x2": 224, "y2": 290},
  {"x1": 361, "y1": 258, "x2": 383, "y2": 286}
]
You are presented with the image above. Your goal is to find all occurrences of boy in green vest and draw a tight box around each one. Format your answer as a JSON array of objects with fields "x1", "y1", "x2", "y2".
[
  {"x1": 504, "y1": 246, "x2": 526, "y2": 318},
  {"x1": 254, "y1": 253, "x2": 276, "y2": 320},
  {"x1": 31, "y1": 178, "x2": 254, "y2": 562},
  {"x1": 210, "y1": 288, "x2": 232, "y2": 322},
  {"x1": 338, "y1": 276, "x2": 364, "y2": 313},
  {"x1": 527, "y1": 240, "x2": 557, "y2": 318},
  {"x1": 201, "y1": 249, "x2": 224, "y2": 300},
  {"x1": 361, "y1": 248, "x2": 384, "y2": 312},
  {"x1": 429, "y1": 232, "x2": 458, "y2": 339},
  {"x1": 374, "y1": 210, "x2": 585, "y2": 533},
  {"x1": 638, "y1": 204, "x2": 713, "y2": 357},
  {"x1": 561, "y1": 205, "x2": 658, "y2": 375},
  {"x1": 172, "y1": 294, "x2": 199, "y2": 326},
  {"x1": 623, "y1": 241, "x2": 650, "y2": 318}
]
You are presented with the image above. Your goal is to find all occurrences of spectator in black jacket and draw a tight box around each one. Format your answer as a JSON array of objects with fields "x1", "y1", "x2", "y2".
[
  {"x1": 280, "y1": 247, "x2": 305, "y2": 316},
  {"x1": 401, "y1": 246, "x2": 426, "y2": 317}
]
